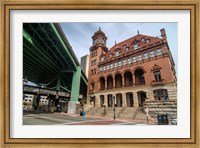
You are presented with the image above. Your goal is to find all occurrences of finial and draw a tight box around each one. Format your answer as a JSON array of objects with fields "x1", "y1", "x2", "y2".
[
  {"x1": 99, "y1": 26, "x2": 101, "y2": 31},
  {"x1": 137, "y1": 30, "x2": 139, "y2": 35},
  {"x1": 115, "y1": 40, "x2": 117, "y2": 45}
]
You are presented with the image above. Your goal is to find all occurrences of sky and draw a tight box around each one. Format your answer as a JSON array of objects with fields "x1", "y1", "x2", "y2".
[{"x1": 60, "y1": 23, "x2": 177, "y2": 73}]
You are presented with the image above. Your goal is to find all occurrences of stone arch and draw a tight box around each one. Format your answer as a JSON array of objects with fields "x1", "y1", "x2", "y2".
[
  {"x1": 114, "y1": 71, "x2": 122, "y2": 77},
  {"x1": 99, "y1": 77, "x2": 105, "y2": 90},
  {"x1": 133, "y1": 66, "x2": 146, "y2": 73},
  {"x1": 153, "y1": 89, "x2": 168, "y2": 101},
  {"x1": 124, "y1": 70, "x2": 133, "y2": 87},
  {"x1": 115, "y1": 73, "x2": 122, "y2": 88},
  {"x1": 134, "y1": 67, "x2": 145, "y2": 85},
  {"x1": 107, "y1": 75, "x2": 113, "y2": 89}
]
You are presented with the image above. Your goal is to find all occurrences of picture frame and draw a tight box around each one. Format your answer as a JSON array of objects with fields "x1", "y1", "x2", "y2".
[{"x1": 0, "y1": 0, "x2": 199, "y2": 147}]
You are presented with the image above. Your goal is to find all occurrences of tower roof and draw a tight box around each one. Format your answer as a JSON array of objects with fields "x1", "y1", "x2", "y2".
[{"x1": 92, "y1": 28, "x2": 107, "y2": 38}]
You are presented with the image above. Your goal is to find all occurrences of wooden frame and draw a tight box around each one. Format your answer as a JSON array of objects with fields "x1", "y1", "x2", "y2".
[{"x1": 0, "y1": 0, "x2": 199, "y2": 147}]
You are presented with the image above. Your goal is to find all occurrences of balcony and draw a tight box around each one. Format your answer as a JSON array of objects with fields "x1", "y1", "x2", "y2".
[
  {"x1": 135, "y1": 80, "x2": 145, "y2": 85},
  {"x1": 124, "y1": 83, "x2": 133, "y2": 87},
  {"x1": 151, "y1": 79, "x2": 165, "y2": 86}
]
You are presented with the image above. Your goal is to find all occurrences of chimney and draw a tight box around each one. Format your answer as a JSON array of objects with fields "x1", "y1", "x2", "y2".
[{"x1": 160, "y1": 28, "x2": 167, "y2": 39}]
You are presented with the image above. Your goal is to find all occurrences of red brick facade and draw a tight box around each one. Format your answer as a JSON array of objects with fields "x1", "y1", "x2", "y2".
[{"x1": 87, "y1": 28, "x2": 177, "y2": 108}]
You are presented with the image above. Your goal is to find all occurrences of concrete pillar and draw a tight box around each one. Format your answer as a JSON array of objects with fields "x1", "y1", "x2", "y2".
[
  {"x1": 104, "y1": 94, "x2": 108, "y2": 107},
  {"x1": 122, "y1": 93, "x2": 127, "y2": 107},
  {"x1": 68, "y1": 66, "x2": 81, "y2": 114},
  {"x1": 133, "y1": 92, "x2": 139, "y2": 107}
]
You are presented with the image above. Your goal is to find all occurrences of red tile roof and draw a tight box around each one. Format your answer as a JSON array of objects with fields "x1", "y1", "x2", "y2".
[{"x1": 104, "y1": 34, "x2": 163, "y2": 60}]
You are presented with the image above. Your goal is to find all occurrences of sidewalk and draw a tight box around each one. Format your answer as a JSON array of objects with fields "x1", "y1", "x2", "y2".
[{"x1": 56, "y1": 112, "x2": 158, "y2": 125}]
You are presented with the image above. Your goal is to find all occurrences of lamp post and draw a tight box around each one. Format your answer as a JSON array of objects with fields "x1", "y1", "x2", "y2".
[
  {"x1": 113, "y1": 96, "x2": 116, "y2": 119},
  {"x1": 103, "y1": 103, "x2": 106, "y2": 115}
]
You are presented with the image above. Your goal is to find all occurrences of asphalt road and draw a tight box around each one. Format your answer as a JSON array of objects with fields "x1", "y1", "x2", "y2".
[{"x1": 23, "y1": 111, "x2": 152, "y2": 125}]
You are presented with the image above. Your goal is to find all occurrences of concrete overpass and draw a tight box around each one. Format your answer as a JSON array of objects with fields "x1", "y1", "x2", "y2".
[{"x1": 23, "y1": 23, "x2": 87, "y2": 113}]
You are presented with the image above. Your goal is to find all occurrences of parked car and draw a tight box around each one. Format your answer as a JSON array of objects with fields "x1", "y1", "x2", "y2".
[{"x1": 171, "y1": 118, "x2": 177, "y2": 125}]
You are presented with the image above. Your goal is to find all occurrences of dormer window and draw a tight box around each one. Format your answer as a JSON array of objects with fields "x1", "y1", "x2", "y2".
[
  {"x1": 141, "y1": 37, "x2": 145, "y2": 42},
  {"x1": 134, "y1": 44, "x2": 138, "y2": 50},
  {"x1": 115, "y1": 51, "x2": 119, "y2": 56},
  {"x1": 125, "y1": 47, "x2": 129, "y2": 51},
  {"x1": 110, "y1": 53, "x2": 113, "y2": 57},
  {"x1": 146, "y1": 39, "x2": 150, "y2": 43}
]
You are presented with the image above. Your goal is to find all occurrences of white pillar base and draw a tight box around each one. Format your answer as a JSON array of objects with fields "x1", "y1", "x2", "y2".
[{"x1": 67, "y1": 101, "x2": 79, "y2": 114}]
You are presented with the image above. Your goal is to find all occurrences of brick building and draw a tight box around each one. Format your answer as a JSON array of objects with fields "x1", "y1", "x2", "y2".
[{"x1": 87, "y1": 28, "x2": 177, "y2": 108}]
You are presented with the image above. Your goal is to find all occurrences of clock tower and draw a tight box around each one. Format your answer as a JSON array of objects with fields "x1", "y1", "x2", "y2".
[{"x1": 87, "y1": 28, "x2": 108, "y2": 106}]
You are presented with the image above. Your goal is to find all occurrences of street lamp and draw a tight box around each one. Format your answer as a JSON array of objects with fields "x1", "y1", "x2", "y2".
[
  {"x1": 113, "y1": 96, "x2": 116, "y2": 119},
  {"x1": 103, "y1": 103, "x2": 106, "y2": 115}
]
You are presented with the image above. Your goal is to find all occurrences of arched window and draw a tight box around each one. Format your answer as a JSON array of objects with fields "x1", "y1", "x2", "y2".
[
  {"x1": 154, "y1": 70, "x2": 162, "y2": 82},
  {"x1": 153, "y1": 89, "x2": 168, "y2": 101},
  {"x1": 151, "y1": 64, "x2": 162, "y2": 82}
]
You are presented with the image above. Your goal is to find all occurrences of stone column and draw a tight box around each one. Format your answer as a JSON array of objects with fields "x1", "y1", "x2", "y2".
[
  {"x1": 104, "y1": 94, "x2": 108, "y2": 107},
  {"x1": 133, "y1": 92, "x2": 139, "y2": 107},
  {"x1": 132, "y1": 74, "x2": 135, "y2": 86},
  {"x1": 146, "y1": 89, "x2": 154, "y2": 101},
  {"x1": 95, "y1": 95, "x2": 100, "y2": 107},
  {"x1": 113, "y1": 76, "x2": 115, "y2": 89},
  {"x1": 105, "y1": 80, "x2": 107, "y2": 90},
  {"x1": 122, "y1": 93, "x2": 127, "y2": 107},
  {"x1": 97, "y1": 81, "x2": 100, "y2": 90},
  {"x1": 122, "y1": 76, "x2": 124, "y2": 88}
]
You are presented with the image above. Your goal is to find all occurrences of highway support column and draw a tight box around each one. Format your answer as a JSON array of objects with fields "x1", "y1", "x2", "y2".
[{"x1": 67, "y1": 66, "x2": 81, "y2": 114}]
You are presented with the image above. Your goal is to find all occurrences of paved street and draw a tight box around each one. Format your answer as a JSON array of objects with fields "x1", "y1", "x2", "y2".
[{"x1": 23, "y1": 111, "x2": 156, "y2": 125}]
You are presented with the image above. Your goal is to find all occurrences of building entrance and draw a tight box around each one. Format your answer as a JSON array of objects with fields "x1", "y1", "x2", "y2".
[
  {"x1": 116, "y1": 93, "x2": 122, "y2": 107},
  {"x1": 137, "y1": 91, "x2": 146, "y2": 107},
  {"x1": 107, "y1": 94, "x2": 113, "y2": 107},
  {"x1": 126, "y1": 93, "x2": 134, "y2": 107},
  {"x1": 100, "y1": 95, "x2": 104, "y2": 107}
]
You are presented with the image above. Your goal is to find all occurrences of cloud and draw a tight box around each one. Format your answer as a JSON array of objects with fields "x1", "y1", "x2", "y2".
[{"x1": 60, "y1": 23, "x2": 177, "y2": 73}]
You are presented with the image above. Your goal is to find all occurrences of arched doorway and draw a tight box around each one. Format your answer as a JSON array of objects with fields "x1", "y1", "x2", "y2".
[
  {"x1": 107, "y1": 75, "x2": 113, "y2": 89},
  {"x1": 107, "y1": 94, "x2": 113, "y2": 107},
  {"x1": 115, "y1": 73, "x2": 122, "y2": 88},
  {"x1": 137, "y1": 91, "x2": 147, "y2": 107},
  {"x1": 135, "y1": 68, "x2": 145, "y2": 85},
  {"x1": 99, "y1": 77, "x2": 105, "y2": 90},
  {"x1": 126, "y1": 92, "x2": 134, "y2": 107},
  {"x1": 116, "y1": 93, "x2": 122, "y2": 107},
  {"x1": 124, "y1": 71, "x2": 133, "y2": 87},
  {"x1": 100, "y1": 95, "x2": 104, "y2": 107}
]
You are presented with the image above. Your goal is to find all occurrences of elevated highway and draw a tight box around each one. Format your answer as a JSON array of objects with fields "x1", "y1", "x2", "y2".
[{"x1": 23, "y1": 23, "x2": 87, "y2": 113}]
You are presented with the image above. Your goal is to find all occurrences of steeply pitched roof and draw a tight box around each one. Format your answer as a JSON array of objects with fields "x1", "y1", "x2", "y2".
[{"x1": 104, "y1": 34, "x2": 163, "y2": 59}]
